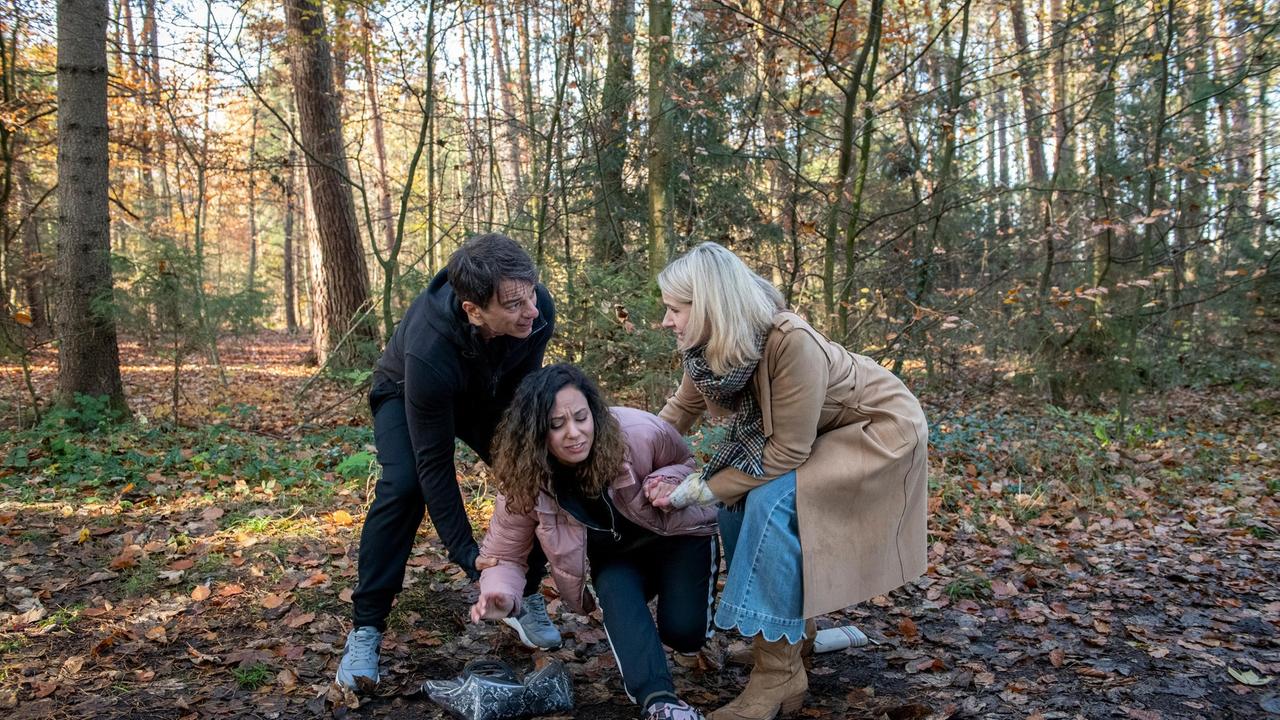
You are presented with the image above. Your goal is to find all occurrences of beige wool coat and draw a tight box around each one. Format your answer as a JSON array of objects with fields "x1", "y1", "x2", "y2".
[{"x1": 660, "y1": 312, "x2": 928, "y2": 617}]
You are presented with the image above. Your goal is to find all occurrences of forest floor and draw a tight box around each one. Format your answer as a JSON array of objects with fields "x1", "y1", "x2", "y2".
[{"x1": 0, "y1": 333, "x2": 1276, "y2": 720}]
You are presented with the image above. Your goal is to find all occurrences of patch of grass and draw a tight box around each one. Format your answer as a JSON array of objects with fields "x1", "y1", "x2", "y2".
[
  {"x1": 945, "y1": 572, "x2": 992, "y2": 600},
  {"x1": 1248, "y1": 524, "x2": 1276, "y2": 540},
  {"x1": 294, "y1": 589, "x2": 339, "y2": 614},
  {"x1": 1013, "y1": 539, "x2": 1044, "y2": 563},
  {"x1": 16, "y1": 530, "x2": 47, "y2": 544},
  {"x1": 195, "y1": 553, "x2": 228, "y2": 575},
  {"x1": 231, "y1": 662, "x2": 273, "y2": 690},
  {"x1": 224, "y1": 513, "x2": 275, "y2": 534},
  {"x1": 38, "y1": 603, "x2": 85, "y2": 631},
  {"x1": 0, "y1": 634, "x2": 26, "y2": 655},
  {"x1": 930, "y1": 476, "x2": 965, "y2": 513},
  {"x1": 121, "y1": 557, "x2": 160, "y2": 597}
]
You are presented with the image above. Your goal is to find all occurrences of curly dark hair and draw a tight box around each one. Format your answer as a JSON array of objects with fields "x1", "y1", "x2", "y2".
[{"x1": 492, "y1": 364, "x2": 626, "y2": 515}]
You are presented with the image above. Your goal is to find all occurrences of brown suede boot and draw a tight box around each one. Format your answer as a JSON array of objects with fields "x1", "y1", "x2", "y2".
[
  {"x1": 800, "y1": 619, "x2": 817, "y2": 661},
  {"x1": 709, "y1": 635, "x2": 808, "y2": 720}
]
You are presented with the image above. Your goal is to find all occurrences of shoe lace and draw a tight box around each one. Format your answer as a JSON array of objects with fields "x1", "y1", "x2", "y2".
[
  {"x1": 346, "y1": 628, "x2": 380, "y2": 665},
  {"x1": 520, "y1": 593, "x2": 553, "y2": 630}
]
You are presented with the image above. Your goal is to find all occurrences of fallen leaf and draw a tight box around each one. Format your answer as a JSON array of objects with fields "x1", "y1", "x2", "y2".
[
  {"x1": 61, "y1": 656, "x2": 85, "y2": 675},
  {"x1": 339, "y1": 587, "x2": 353, "y2": 603},
  {"x1": 1049, "y1": 649, "x2": 1065, "y2": 667},
  {"x1": 298, "y1": 571, "x2": 329, "y2": 588},
  {"x1": 191, "y1": 584, "x2": 211, "y2": 601},
  {"x1": 285, "y1": 611, "x2": 316, "y2": 629},
  {"x1": 109, "y1": 546, "x2": 142, "y2": 570},
  {"x1": 331, "y1": 510, "x2": 354, "y2": 526},
  {"x1": 185, "y1": 645, "x2": 221, "y2": 665},
  {"x1": 32, "y1": 679, "x2": 57, "y2": 699},
  {"x1": 1229, "y1": 667, "x2": 1273, "y2": 686},
  {"x1": 899, "y1": 617, "x2": 919, "y2": 640},
  {"x1": 218, "y1": 583, "x2": 245, "y2": 597},
  {"x1": 261, "y1": 593, "x2": 286, "y2": 609},
  {"x1": 145, "y1": 626, "x2": 168, "y2": 643}
]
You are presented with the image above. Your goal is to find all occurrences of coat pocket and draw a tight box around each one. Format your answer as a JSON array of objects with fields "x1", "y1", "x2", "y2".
[{"x1": 864, "y1": 415, "x2": 911, "y2": 453}]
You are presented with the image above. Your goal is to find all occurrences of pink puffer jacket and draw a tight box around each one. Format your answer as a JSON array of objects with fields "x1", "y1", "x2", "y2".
[{"x1": 477, "y1": 407, "x2": 718, "y2": 614}]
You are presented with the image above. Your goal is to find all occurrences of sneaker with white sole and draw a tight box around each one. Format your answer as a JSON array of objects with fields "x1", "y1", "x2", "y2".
[
  {"x1": 644, "y1": 698, "x2": 705, "y2": 720},
  {"x1": 501, "y1": 592, "x2": 562, "y2": 649},
  {"x1": 336, "y1": 626, "x2": 382, "y2": 689}
]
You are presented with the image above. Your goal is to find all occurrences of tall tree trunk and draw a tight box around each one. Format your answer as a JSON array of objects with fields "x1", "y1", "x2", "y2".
[
  {"x1": 840, "y1": 0, "x2": 885, "y2": 338},
  {"x1": 592, "y1": 0, "x2": 636, "y2": 263},
  {"x1": 1173, "y1": 0, "x2": 1209, "y2": 310},
  {"x1": 283, "y1": 0, "x2": 377, "y2": 368},
  {"x1": 916, "y1": 0, "x2": 969, "y2": 317},
  {"x1": 17, "y1": 155, "x2": 49, "y2": 335},
  {"x1": 245, "y1": 36, "x2": 263, "y2": 295},
  {"x1": 0, "y1": 4, "x2": 17, "y2": 306},
  {"x1": 1091, "y1": 0, "x2": 1117, "y2": 292},
  {"x1": 1010, "y1": 0, "x2": 1048, "y2": 188},
  {"x1": 458, "y1": 14, "x2": 477, "y2": 231},
  {"x1": 358, "y1": 5, "x2": 396, "y2": 258},
  {"x1": 1255, "y1": 70, "x2": 1269, "y2": 252},
  {"x1": 646, "y1": 0, "x2": 674, "y2": 279},
  {"x1": 141, "y1": 0, "x2": 170, "y2": 211},
  {"x1": 376, "y1": 0, "x2": 436, "y2": 338},
  {"x1": 489, "y1": 10, "x2": 525, "y2": 221},
  {"x1": 1143, "y1": 0, "x2": 1176, "y2": 272},
  {"x1": 55, "y1": 0, "x2": 127, "y2": 410},
  {"x1": 283, "y1": 144, "x2": 299, "y2": 334}
]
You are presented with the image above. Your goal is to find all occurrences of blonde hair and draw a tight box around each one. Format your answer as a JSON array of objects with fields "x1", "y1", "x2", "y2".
[{"x1": 658, "y1": 242, "x2": 785, "y2": 375}]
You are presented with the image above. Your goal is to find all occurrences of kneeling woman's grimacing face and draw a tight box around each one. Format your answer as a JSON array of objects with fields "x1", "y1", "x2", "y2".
[{"x1": 547, "y1": 386, "x2": 594, "y2": 466}]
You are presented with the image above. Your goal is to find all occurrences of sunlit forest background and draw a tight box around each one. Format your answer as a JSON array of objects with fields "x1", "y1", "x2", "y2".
[{"x1": 2, "y1": 0, "x2": 1277, "y2": 418}]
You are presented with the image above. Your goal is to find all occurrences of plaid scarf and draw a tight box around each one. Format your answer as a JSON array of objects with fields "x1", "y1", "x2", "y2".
[{"x1": 681, "y1": 331, "x2": 770, "y2": 479}]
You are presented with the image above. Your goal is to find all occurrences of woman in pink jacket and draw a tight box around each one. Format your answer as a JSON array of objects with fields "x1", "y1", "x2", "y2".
[{"x1": 470, "y1": 364, "x2": 719, "y2": 720}]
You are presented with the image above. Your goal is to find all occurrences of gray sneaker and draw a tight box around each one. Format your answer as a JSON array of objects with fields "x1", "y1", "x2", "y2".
[
  {"x1": 336, "y1": 626, "x2": 382, "y2": 689},
  {"x1": 501, "y1": 592, "x2": 562, "y2": 649},
  {"x1": 645, "y1": 698, "x2": 705, "y2": 720}
]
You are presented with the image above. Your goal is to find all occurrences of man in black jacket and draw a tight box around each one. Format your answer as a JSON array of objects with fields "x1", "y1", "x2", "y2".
[{"x1": 337, "y1": 234, "x2": 560, "y2": 690}]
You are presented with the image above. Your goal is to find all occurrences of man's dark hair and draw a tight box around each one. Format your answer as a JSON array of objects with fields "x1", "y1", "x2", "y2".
[{"x1": 446, "y1": 233, "x2": 539, "y2": 306}]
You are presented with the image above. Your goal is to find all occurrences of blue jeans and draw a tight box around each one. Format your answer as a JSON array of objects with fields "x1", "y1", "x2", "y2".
[{"x1": 714, "y1": 471, "x2": 806, "y2": 644}]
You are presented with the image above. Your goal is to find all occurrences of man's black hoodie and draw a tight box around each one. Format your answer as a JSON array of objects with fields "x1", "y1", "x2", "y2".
[{"x1": 371, "y1": 268, "x2": 555, "y2": 577}]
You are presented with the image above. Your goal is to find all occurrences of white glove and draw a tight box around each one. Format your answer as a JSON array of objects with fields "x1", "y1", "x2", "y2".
[{"x1": 666, "y1": 471, "x2": 718, "y2": 509}]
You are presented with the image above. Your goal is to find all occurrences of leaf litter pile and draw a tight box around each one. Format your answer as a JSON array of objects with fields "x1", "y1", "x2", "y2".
[{"x1": 0, "y1": 334, "x2": 1276, "y2": 719}]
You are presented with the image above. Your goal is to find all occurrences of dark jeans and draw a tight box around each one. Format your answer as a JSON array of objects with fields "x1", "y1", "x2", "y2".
[
  {"x1": 592, "y1": 533, "x2": 719, "y2": 709},
  {"x1": 351, "y1": 395, "x2": 547, "y2": 630}
]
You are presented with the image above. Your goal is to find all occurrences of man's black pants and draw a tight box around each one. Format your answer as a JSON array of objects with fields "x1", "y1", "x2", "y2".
[{"x1": 351, "y1": 395, "x2": 547, "y2": 631}]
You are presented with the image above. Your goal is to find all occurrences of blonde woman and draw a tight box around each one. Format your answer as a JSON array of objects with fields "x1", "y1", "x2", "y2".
[{"x1": 645, "y1": 242, "x2": 928, "y2": 720}]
